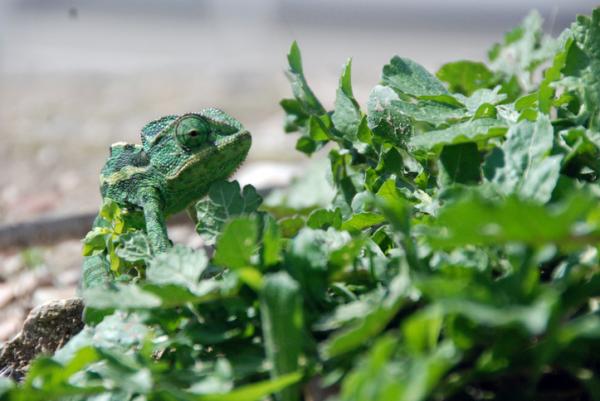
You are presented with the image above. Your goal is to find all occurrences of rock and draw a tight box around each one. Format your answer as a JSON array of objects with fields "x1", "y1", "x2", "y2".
[{"x1": 0, "y1": 297, "x2": 84, "y2": 381}]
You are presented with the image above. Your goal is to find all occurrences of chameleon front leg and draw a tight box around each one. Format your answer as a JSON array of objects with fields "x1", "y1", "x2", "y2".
[{"x1": 141, "y1": 190, "x2": 171, "y2": 254}]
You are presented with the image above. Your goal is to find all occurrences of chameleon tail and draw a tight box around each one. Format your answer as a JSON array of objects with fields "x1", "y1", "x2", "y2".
[{"x1": 82, "y1": 253, "x2": 112, "y2": 289}]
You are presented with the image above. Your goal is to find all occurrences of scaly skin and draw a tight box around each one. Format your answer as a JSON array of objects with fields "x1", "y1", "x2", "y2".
[{"x1": 82, "y1": 108, "x2": 251, "y2": 288}]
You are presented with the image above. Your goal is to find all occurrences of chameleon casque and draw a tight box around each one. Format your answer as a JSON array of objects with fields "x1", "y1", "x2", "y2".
[{"x1": 83, "y1": 108, "x2": 251, "y2": 288}]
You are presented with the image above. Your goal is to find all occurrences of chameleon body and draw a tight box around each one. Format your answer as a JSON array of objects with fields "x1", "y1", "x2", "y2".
[{"x1": 83, "y1": 108, "x2": 251, "y2": 288}]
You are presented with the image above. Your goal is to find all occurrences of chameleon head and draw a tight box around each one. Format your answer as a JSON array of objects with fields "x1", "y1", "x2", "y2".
[{"x1": 141, "y1": 108, "x2": 251, "y2": 205}]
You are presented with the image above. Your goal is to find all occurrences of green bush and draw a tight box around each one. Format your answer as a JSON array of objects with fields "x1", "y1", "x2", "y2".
[{"x1": 3, "y1": 8, "x2": 600, "y2": 401}]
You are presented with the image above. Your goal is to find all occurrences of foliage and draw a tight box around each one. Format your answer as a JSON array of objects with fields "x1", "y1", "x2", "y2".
[
  {"x1": 82, "y1": 199, "x2": 149, "y2": 278},
  {"x1": 4, "y1": 8, "x2": 600, "y2": 401}
]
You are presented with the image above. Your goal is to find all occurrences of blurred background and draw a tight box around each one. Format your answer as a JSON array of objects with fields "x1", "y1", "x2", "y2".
[{"x1": 0, "y1": 0, "x2": 595, "y2": 339}]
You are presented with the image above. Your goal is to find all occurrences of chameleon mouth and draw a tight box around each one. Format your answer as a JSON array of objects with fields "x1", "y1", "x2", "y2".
[{"x1": 166, "y1": 130, "x2": 251, "y2": 179}]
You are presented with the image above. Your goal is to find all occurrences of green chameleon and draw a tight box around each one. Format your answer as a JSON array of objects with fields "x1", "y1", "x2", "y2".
[{"x1": 83, "y1": 108, "x2": 251, "y2": 288}]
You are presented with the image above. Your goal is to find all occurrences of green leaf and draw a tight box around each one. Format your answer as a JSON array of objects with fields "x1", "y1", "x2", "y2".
[
  {"x1": 82, "y1": 226, "x2": 110, "y2": 256},
  {"x1": 145, "y1": 245, "x2": 216, "y2": 300},
  {"x1": 214, "y1": 216, "x2": 259, "y2": 270},
  {"x1": 484, "y1": 115, "x2": 562, "y2": 202},
  {"x1": 402, "y1": 307, "x2": 443, "y2": 354},
  {"x1": 23, "y1": 347, "x2": 104, "y2": 397},
  {"x1": 438, "y1": 142, "x2": 481, "y2": 185},
  {"x1": 286, "y1": 228, "x2": 352, "y2": 304},
  {"x1": 419, "y1": 94, "x2": 465, "y2": 108},
  {"x1": 307, "y1": 208, "x2": 342, "y2": 230},
  {"x1": 457, "y1": 87, "x2": 507, "y2": 114},
  {"x1": 337, "y1": 336, "x2": 402, "y2": 401},
  {"x1": 260, "y1": 273, "x2": 304, "y2": 401},
  {"x1": 280, "y1": 98, "x2": 308, "y2": 132},
  {"x1": 56, "y1": 313, "x2": 149, "y2": 363},
  {"x1": 409, "y1": 118, "x2": 507, "y2": 153},
  {"x1": 399, "y1": 342, "x2": 459, "y2": 401},
  {"x1": 295, "y1": 136, "x2": 317, "y2": 154},
  {"x1": 382, "y1": 56, "x2": 448, "y2": 97},
  {"x1": 564, "y1": 9, "x2": 600, "y2": 129},
  {"x1": 261, "y1": 214, "x2": 283, "y2": 266},
  {"x1": 322, "y1": 273, "x2": 410, "y2": 358},
  {"x1": 286, "y1": 41, "x2": 326, "y2": 116},
  {"x1": 278, "y1": 216, "x2": 305, "y2": 238},
  {"x1": 195, "y1": 180, "x2": 263, "y2": 245},
  {"x1": 473, "y1": 103, "x2": 497, "y2": 119},
  {"x1": 428, "y1": 191, "x2": 599, "y2": 249},
  {"x1": 390, "y1": 99, "x2": 466, "y2": 125},
  {"x1": 375, "y1": 178, "x2": 413, "y2": 236},
  {"x1": 436, "y1": 60, "x2": 496, "y2": 95},
  {"x1": 190, "y1": 372, "x2": 302, "y2": 401},
  {"x1": 308, "y1": 115, "x2": 331, "y2": 141},
  {"x1": 332, "y1": 59, "x2": 362, "y2": 139},
  {"x1": 366, "y1": 85, "x2": 412, "y2": 142},
  {"x1": 115, "y1": 231, "x2": 152, "y2": 263},
  {"x1": 0, "y1": 377, "x2": 14, "y2": 396},
  {"x1": 83, "y1": 283, "x2": 162, "y2": 312},
  {"x1": 341, "y1": 212, "x2": 386, "y2": 232},
  {"x1": 440, "y1": 295, "x2": 555, "y2": 335},
  {"x1": 488, "y1": 10, "x2": 558, "y2": 91}
]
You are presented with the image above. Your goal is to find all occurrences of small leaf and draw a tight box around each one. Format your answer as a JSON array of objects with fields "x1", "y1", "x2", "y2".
[
  {"x1": 341, "y1": 212, "x2": 386, "y2": 232},
  {"x1": 195, "y1": 180, "x2": 263, "y2": 245},
  {"x1": 428, "y1": 191, "x2": 599, "y2": 249},
  {"x1": 438, "y1": 142, "x2": 482, "y2": 185},
  {"x1": 214, "y1": 216, "x2": 259, "y2": 269},
  {"x1": 382, "y1": 56, "x2": 448, "y2": 97},
  {"x1": 436, "y1": 60, "x2": 495, "y2": 95},
  {"x1": 278, "y1": 216, "x2": 306, "y2": 238},
  {"x1": 322, "y1": 273, "x2": 410, "y2": 358},
  {"x1": 116, "y1": 231, "x2": 152, "y2": 263},
  {"x1": 484, "y1": 114, "x2": 562, "y2": 202},
  {"x1": 402, "y1": 307, "x2": 443, "y2": 354},
  {"x1": 84, "y1": 284, "x2": 162, "y2": 310},
  {"x1": 146, "y1": 245, "x2": 209, "y2": 294},
  {"x1": 391, "y1": 99, "x2": 466, "y2": 125},
  {"x1": 409, "y1": 118, "x2": 507, "y2": 153},
  {"x1": 286, "y1": 42, "x2": 325, "y2": 116},
  {"x1": 260, "y1": 273, "x2": 304, "y2": 401},
  {"x1": 366, "y1": 85, "x2": 412, "y2": 143},
  {"x1": 333, "y1": 59, "x2": 362, "y2": 139},
  {"x1": 307, "y1": 208, "x2": 342, "y2": 230},
  {"x1": 191, "y1": 372, "x2": 302, "y2": 401},
  {"x1": 261, "y1": 214, "x2": 283, "y2": 266}
]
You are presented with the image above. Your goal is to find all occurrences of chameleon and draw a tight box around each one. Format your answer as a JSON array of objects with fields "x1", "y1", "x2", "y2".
[{"x1": 82, "y1": 108, "x2": 251, "y2": 288}]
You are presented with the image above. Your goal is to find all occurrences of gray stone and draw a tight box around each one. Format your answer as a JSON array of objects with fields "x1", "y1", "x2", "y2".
[{"x1": 0, "y1": 297, "x2": 84, "y2": 381}]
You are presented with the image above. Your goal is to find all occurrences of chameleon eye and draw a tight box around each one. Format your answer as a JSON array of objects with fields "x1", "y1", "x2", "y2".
[{"x1": 175, "y1": 115, "x2": 210, "y2": 149}]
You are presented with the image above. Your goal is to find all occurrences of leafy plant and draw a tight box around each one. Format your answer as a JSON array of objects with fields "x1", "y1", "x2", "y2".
[{"x1": 3, "y1": 8, "x2": 600, "y2": 401}]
